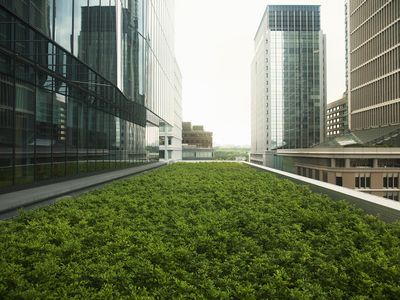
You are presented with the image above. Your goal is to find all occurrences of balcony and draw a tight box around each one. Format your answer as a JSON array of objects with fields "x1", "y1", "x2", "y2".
[{"x1": 0, "y1": 162, "x2": 399, "y2": 298}]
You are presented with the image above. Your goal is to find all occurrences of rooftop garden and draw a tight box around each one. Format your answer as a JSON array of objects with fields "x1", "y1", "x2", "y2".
[{"x1": 1, "y1": 163, "x2": 400, "y2": 298}]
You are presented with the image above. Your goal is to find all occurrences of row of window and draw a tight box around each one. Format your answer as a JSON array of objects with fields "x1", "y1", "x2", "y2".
[
  {"x1": 351, "y1": 69, "x2": 400, "y2": 112},
  {"x1": 355, "y1": 174, "x2": 371, "y2": 188},
  {"x1": 327, "y1": 104, "x2": 345, "y2": 114},
  {"x1": 342, "y1": 174, "x2": 399, "y2": 190},
  {"x1": 327, "y1": 112, "x2": 341, "y2": 119},
  {"x1": 350, "y1": 0, "x2": 399, "y2": 50},
  {"x1": 349, "y1": 0, "x2": 391, "y2": 31},
  {"x1": 268, "y1": 9, "x2": 320, "y2": 31},
  {"x1": 349, "y1": 0, "x2": 367, "y2": 15},
  {"x1": 351, "y1": 45, "x2": 400, "y2": 89},
  {"x1": 326, "y1": 130, "x2": 342, "y2": 136},
  {"x1": 327, "y1": 118, "x2": 341, "y2": 124},
  {"x1": 351, "y1": 100, "x2": 400, "y2": 131},
  {"x1": 351, "y1": 20, "x2": 399, "y2": 69},
  {"x1": 327, "y1": 124, "x2": 343, "y2": 130},
  {"x1": 297, "y1": 167, "x2": 400, "y2": 191}
]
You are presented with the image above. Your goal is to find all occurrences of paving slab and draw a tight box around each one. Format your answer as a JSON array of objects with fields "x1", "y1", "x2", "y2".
[{"x1": 0, "y1": 162, "x2": 166, "y2": 217}]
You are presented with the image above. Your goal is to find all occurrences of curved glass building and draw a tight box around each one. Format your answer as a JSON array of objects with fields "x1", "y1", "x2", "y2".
[{"x1": 0, "y1": 0, "x2": 181, "y2": 190}]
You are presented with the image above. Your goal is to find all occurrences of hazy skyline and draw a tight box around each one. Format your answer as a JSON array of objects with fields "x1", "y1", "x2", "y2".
[{"x1": 175, "y1": 0, "x2": 346, "y2": 146}]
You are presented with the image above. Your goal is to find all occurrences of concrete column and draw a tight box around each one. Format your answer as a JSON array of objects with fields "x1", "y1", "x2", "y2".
[
  {"x1": 331, "y1": 158, "x2": 336, "y2": 168},
  {"x1": 373, "y1": 159, "x2": 378, "y2": 168},
  {"x1": 345, "y1": 158, "x2": 351, "y2": 168}
]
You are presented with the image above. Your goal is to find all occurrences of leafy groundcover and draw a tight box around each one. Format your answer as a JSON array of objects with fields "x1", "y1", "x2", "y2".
[{"x1": 1, "y1": 163, "x2": 400, "y2": 299}]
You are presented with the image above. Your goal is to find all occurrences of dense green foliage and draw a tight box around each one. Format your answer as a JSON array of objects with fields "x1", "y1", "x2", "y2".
[
  {"x1": 214, "y1": 148, "x2": 249, "y2": 161},
  {"x1": 1, "y1": 163, "x2": 400, "y2": 299}
]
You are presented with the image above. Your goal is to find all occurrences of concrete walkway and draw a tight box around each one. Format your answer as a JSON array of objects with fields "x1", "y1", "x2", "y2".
[{"x1": 0, "y1": 161, "x2": 166, "y2": 218}]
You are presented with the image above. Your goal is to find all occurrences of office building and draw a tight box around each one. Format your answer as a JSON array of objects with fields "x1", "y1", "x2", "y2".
[
  {"x1": 0, "y1": 1, "x2": 180, "y2": 190},
  {"x1": 182, "y1": 122, "x2": 214, "y2": 160},
  {"x1": 251, "y1": 5, "x2": 326, "y2": 161},
  {"x1": 326, "y1": 94, "x2": 348, "y2": 138},
  {"x1": 182, "y1": 122, "x2": 213, "y2": 148},
  {"x1": 347, "y1": 0, "x2": 400, "y2": 132}
]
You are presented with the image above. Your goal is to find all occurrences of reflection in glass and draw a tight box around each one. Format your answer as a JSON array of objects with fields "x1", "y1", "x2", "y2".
[
  {"x1": 35, "y1": 88, "x2": 53, "y2": 181},
  {"x1": 54, "y1": 0, "x2": 73, "y2": 51},
  {"x1": 77, "y1": 101, "x2": 88, "y2": 173},
  {"x1": 270, "y1": 29, "x2": 321, "y2": 149},
  {"x1": 30, "y1": 0, "x2": 53, "y2": 38},
  {"x1": 66, "y1": 97, "x2": 78, "y2": 176},
  {"x1": 87, "y1": 105, "x2": 97, "y2": 172},
  {"x1": 15, "y1": 82, "x2": 35, "y2": 184},
  {"x1": 52, "y1": 93, "x2": 66, "y2": 177},
  {"x1": 0, "y1": 74, "x2": 14, "y2": 187}
]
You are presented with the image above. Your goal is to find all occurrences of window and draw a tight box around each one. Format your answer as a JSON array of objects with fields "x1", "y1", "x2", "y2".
[
  {"x1": 336, "y1": 159, "x2": 345, "y2": 167},
  {"x1": 336, "y1": 176, "x2": 343, "y2": 186},
  {"x1": 383, "y1": 174, "x2": 399, "y2": 188},
  {"x1": 350, "y1": 159, "x2": 374, "y2": 168},
  {"x1": 355, "y1": 173, "x2": 371, "y2": 188},
  {"x1": 379, "y1": 159, "x2": 400, "y2": 168}
]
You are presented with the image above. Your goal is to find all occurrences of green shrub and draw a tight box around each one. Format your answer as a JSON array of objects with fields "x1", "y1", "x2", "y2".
[{"x1": 0, "y1": 163, "x2": 399, "y2": 299}]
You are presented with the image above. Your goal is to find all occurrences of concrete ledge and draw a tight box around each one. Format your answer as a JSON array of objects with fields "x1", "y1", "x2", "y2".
[
  {"x1": 0, "y1": 162, "x2": 167, "y2": 215},
  {"x1": 244, "y1": 162, "x2": 400, "y2": 222}
]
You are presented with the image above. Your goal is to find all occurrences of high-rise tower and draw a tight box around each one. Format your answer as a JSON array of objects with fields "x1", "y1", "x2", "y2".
[
  {"x1": 346, "y1": 0, "x2": 400, "y2": 133},
  {"x1": 251, "y1": 5, "x2": 326, "y2": 157}
]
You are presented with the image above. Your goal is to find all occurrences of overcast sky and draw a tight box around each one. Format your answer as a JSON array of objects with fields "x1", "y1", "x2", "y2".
[{"x1": 175, "y1": 0, "x2": 346, "y2": 146}]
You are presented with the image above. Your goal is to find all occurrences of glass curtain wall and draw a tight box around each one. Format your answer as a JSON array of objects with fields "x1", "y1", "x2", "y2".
[
  {"x1": 0, "y1": 2, "x2": 152, "y2": 190},
  {"x1": 269, "y1": 6, "x2": 322, "y2": 149}
]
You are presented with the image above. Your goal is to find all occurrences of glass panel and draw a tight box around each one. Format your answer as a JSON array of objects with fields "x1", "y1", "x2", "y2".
[
  {"x1": 366, "y1": 177, "x2": 371, "y2": 188},
  {"x1": 54, "y1": 0, "x2": 73, "y2": 51},
  {"x1": 30, "y1": 0, "x2": 53, "y2": 38},
  {"x1": 87, "y1": 105, "x2": 96, "y2": 172},
  {"x1": 15, "y1": 20, "x2": 30, "y2": 56},
  {"x1": 52, "y1": 93, "x2": 66, "y2": 178},
  {"x1": 0, "y1": 8, "x2": 13, "y2": 49},
  {"x1": 103, "y1": 113, "x2": 111, "y2": 169},
  {"x1": 15, "y1": 80, "x2": 35, "y2": 185},
  {"x1": 35, "y1": 88, "x2": 53, "y2": 181},
  {"x1": 96, "y1": 108, "x2": 104, "y2": 170},
  {"x1": 73, "y1": 0, "x2": 88, "y2": 57},
  {"x1": 15, "y1": 61, "x2": 35, "y2": 84},
  {"x1": 77, "y1": 101, "x2": 87, "y2": 173},
  {"x1": 66, "y1": 96, "x2": 78, "y2": 176},
  {"x1": 0, "y1": 74, "x2": 14, "y2": 187}
]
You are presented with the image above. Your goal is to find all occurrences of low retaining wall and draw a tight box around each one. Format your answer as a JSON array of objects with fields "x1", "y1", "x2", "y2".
[{"x1": 244, "y1": 162, "x2": 400, "y2": 223}]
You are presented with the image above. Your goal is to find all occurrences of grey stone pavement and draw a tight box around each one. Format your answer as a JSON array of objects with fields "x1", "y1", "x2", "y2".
[{"x1": 0, "y1": 161, "x2": 166, "y2": 219}]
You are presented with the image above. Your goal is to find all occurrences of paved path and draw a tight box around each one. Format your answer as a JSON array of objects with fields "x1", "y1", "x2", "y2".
[{"x1": 0, "y1": 162, "x2": 166, "y2": 218}]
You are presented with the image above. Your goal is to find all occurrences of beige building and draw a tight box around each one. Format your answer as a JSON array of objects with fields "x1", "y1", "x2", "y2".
[
  {"x1": 267, "y1": 148, "x2": 400, "y2": 201},
  {"x1": 347, "y1": 0, "x2": 400, "y2": 131},
  {"x1": 326, "y1": 95, "x2": 348, "y2": 138}
]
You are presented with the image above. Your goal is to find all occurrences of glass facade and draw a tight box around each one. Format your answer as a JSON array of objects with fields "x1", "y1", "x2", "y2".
[
  {"x1": 269, "y1": 6, "x2": 324, "y2": 149},
  {"x1": 0, "y1": 1, "x2": 180, "y2": 190},
  {"x1": 251, "y1": 5, "x2": 325, "y2": 153}
]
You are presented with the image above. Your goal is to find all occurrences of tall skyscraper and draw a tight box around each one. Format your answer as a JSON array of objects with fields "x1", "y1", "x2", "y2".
[
  {"x1": 0, "y1": 0, "x2": 181, "y2": 189},
  {"x1": 346, "y1": 0, "x2": 400, "y2": 132},
  {"x1": 251, "y1": 5, "x2": 326, "y2": 156}
]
